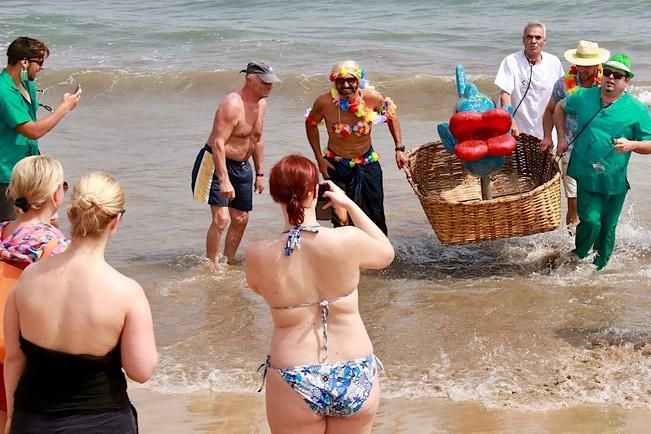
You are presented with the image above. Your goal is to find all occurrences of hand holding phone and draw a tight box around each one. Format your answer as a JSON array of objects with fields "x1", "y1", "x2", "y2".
[
  {"x1": 316, "y1": 183, "x2": 332, "y2": 221},
  {"x1": 62, "y1": 83, "x2": 82, "y2": 111},
  {"x1": 317, "y1": 183, "x2": 330, "y2": 201}
]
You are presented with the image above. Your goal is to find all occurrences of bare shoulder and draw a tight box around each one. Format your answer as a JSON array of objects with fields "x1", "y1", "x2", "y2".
[
  {"x1": 245, "y1": 240, "x2": 263, "y2": 263},
  {"x1": 245, "y1": 239, "x2": 275, "y2": 268},
  {"x1": 319, "y1": 225, "x2": 360, "y2": 245},
  {"x1": 104, "y1": 269, "x2": 145, "y2": 298},
  {"x1": 244, "y1": 239, "x2": 276, "y2": 292},
  {"x1": 362, "y1": 88, "x2": 385, "y2": 106},
  {"x1": 245, "y1": 238, "x2": 278, "y2": 261},
  {"x1": 223, "y1": 91, "x2": 243, "y2": 105},
  {"x1": 220, "y1": 92, "x2": 244, "y2": 112},
  {"x1": 213, "y1": 92, "x2": 244, "y2": 125},
  {"x1": 13, "y1": 259, "x2": 48, "y2": 288},
  {"x1": 314, "y1": 92, "x2": 332, "y2": 107}
]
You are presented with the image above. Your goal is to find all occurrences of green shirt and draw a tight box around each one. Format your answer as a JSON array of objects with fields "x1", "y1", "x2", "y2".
[
  {"x1": 565, "y1": 87, "x2": 651, "y2": 194},
  {"x1": 0, "y1": 69, "x2": 39, "y2": 183}
]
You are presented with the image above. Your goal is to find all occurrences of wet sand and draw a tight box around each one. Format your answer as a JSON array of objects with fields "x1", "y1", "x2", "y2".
[{"x1": 131, "y1": 388, "x2": 651, "y2": 434}]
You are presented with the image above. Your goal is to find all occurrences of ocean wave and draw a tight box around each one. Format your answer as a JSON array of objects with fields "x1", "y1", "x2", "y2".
[
  {"x1": 34, "y1": 68, "x2": 522, "y2": 100},
  {"x1": 36, "y1": 68, "x2": 651, "y2": 124},
  {"x1": 140, "y1": 340, "x2": 651, "y2": 411}
]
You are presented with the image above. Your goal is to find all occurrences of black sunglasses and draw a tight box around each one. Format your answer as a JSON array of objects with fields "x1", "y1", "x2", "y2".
[
  {"x1": 603, "y1": 68, "x2": 627, "y2": 80},
  {"x1": 27, "y1": 58, "x2": 44, "y2": 67},
  {"x1": 335, "y1": 77, "x2": 358, "y2": 86}
]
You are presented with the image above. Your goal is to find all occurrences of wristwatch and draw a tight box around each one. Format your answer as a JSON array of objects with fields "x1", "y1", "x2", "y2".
[{"x1": 394, "y1": 146, "x2": 405, "y2": 152}]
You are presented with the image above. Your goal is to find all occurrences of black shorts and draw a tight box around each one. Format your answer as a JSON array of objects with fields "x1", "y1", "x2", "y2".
[{"x1": 191, "y1": 145, "x2": 253, "y2": 212}]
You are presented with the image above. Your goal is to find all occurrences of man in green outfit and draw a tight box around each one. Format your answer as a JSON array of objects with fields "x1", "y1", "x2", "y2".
[
  {"x1": 0, "y1": 37, "x2": 81, "y2": 221},
  {"x1": 555, "y1": 53, "x2": 651, "y2": 270}
]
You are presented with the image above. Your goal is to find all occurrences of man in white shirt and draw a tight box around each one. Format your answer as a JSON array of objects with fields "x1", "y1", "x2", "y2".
[{"x1": 494, "y1": 21, "x2": 564, "y2": 139}]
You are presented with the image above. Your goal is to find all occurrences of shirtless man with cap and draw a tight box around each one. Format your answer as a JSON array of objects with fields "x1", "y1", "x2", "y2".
[
  {"x1": 305, "y1": 60, "x2": 407, "y2": 235},
  {"x1": 191, "y1": 61, "x2": 279, "y2": 265}
]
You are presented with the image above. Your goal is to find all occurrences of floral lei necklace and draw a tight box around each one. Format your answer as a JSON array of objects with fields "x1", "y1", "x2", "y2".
[
  {"x1": 330, "y1": 88, "x2": 396, "y2": 138},
  {"x1": 564, "y1": 65, "x2": 603, "y2": 96}
]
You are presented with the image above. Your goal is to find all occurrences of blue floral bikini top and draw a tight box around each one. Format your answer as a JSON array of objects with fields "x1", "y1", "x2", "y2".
[{"x1": 280, "y1": 224, "x2": 356, "y2": 362}]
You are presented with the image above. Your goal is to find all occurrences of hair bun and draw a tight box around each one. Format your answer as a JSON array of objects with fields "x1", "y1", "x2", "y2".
[
  {"x1": 67, "y1": 171, "x2": 125, "y2": 239},
  {"x1": 78, "y1": 193, "x2": 100, "y2": 211},
  {"x1": 14, "y1": 197, "x2": 30, "y2": 212}
]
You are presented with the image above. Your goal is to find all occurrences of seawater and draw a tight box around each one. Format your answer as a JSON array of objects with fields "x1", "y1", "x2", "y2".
[{"x1": 3, "y1": 0, "x2": 651, "y2": 411}]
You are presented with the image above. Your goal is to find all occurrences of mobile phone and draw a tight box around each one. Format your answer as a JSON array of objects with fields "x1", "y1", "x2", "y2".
[
  {"x1": 316, "y1": 183, "x2": 332, "y2": 221},
  {"x1": 317, "y1": 183, "x2": 330, "y2": 201},
  {"x1": 73, "y1": 84, "x2": 81, "y2": 94}
]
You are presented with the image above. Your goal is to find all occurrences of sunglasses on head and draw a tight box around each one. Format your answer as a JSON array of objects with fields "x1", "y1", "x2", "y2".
[{"x1": 603, "y1": 68, "x2": 627, "y2": 80}]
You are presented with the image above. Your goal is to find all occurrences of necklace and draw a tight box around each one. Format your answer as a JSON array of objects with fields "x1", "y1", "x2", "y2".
[
  {"x1": 564, "y1": 65, "x2": 603, "y2": 96},
  {"x1": 331, "y1": 88, "x2": 377, "y2": 124},
  {"x1": 329, "y1": 89, "x2": 396, "y2": 138}
]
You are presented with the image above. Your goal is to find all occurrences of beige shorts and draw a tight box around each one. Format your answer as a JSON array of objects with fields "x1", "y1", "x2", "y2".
[{"x1": 561, "y1": 153, "x2": 577, "y2": 199}]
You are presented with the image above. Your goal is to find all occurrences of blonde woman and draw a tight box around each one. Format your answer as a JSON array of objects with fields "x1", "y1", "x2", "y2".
[
  {"x1": 0, "y1": 155, "x2": 69, "y2": 430},
  {"x1": 0, "y1": 155, "x2": 69, "y2": 265},
  {"x1": 246, "y1": 155, "x2": 394, "y2": 434},
  {"x1": 3, "y1": 172, "x2": 157, "y2": 433}
]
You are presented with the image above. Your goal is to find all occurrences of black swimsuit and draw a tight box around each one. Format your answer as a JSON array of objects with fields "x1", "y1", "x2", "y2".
[{"x1": 10, "y1": 335, "x2": 138, "y2": 433}]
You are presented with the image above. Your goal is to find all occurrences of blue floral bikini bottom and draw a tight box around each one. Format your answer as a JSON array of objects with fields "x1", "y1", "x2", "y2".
[{"x1": 258, "y1": 354, "x2": 382, "y2": 417}]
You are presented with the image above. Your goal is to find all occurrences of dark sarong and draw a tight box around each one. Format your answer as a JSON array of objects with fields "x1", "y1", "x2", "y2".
[{"x1": 325, "y1": 147, "x2": 388, "y2": 235}]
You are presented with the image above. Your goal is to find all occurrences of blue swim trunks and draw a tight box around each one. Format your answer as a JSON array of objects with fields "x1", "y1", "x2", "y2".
[{"x1": 191, "y1": 144, "x2": 253, "y2": 212}]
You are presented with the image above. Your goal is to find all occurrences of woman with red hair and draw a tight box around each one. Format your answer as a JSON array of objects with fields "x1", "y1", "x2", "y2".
[{"x1": 245, "y1": 154, "x2": 394, "y2": 434}]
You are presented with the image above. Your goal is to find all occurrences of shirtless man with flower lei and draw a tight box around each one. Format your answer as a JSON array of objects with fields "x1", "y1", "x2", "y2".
[{"x1": 306, "y1": 60, "x2": 406, "y2": 235}]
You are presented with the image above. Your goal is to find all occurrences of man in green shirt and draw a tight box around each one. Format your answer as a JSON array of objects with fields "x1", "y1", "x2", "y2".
[
  {"x1": 555, "y1": 53, "x2": 651, "y2": 270},
  {"x1": 0, "y1": 37, "x2": 81, "y2": 221}
]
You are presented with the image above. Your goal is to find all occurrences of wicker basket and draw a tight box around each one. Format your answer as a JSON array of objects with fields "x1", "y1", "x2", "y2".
[{"x1": 404, "y1": 134, "x2": 561, "y2": 245}]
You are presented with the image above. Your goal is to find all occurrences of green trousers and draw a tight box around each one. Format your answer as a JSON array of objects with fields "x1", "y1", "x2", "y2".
[{"x1": 573, "y1": 186, "x2": 628, "y2": 270}]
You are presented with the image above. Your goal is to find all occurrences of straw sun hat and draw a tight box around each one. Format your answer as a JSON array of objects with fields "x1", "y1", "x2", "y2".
[{"x1": 564, "y1": 40, "x2": 610, "y2": 66}]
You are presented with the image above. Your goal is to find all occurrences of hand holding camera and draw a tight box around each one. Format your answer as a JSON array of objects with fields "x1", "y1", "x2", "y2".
[
  {"x1": 316, "y1": 181, "x2": 351, "y2": 223},
  {"x1": 316, "y1": 182, "x2": 332, "y2": 221}
]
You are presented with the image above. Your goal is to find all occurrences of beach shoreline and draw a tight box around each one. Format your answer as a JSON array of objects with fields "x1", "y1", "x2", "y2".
[
  {"x1": 7, "y1": 2, "x2": 651, "y2": 432},
  {"x1": 131, "y1": 388, "x2": 651, "y2": 434}
]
